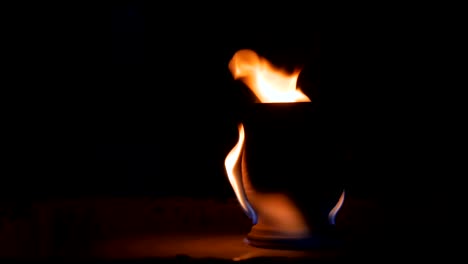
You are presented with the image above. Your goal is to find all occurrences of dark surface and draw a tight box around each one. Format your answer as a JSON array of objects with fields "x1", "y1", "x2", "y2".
[{"x1": 0, "y1": 196, "x2": 386, "y2": 261}]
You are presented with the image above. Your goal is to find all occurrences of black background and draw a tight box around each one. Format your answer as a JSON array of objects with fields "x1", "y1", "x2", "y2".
[
  {"x1": 3, "y1": 1, "x2": 433, "y2": 201},
  {"x1": 103, "y1": 3, "x2": 366, "y2": 200},
  {"x1": 102, "y1": 2, "x2": 423, "y2": 202}
]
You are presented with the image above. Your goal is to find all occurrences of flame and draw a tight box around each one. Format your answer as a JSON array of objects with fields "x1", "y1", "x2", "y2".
[
  {"x1": 224, "y1": 124, "x2": 257, "y2": 223},
  {"x1": 228, "y1": 49, "x2": 311, "y2": 103},
  {"x1": 328, "y1": 190, "x2": 345, "y2": 225}
]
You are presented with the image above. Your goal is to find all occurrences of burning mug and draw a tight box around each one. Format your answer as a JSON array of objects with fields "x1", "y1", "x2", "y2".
[{"x1": 225, "y1": 50, "x2": 345, "y2": 249}]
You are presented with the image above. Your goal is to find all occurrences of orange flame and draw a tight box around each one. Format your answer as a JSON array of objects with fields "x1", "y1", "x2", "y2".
[
  {"x1": 224, "y1": 124, "x2": 256, "y2": 223},
  {"x1": 228, "y1": 49, "x2": 311, "y2": 103}
]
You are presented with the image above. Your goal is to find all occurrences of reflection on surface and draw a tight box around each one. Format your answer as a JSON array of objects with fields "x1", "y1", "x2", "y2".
[{"x1": 92, "y1": 234, "x2": 341, "y2": 261}]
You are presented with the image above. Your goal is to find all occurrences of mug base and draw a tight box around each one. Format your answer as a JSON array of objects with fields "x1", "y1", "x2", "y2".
[{"x1": 245, "y1": 232, "x2": 343, "y2": 250}]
